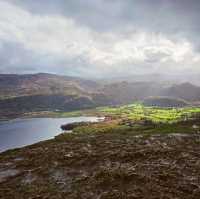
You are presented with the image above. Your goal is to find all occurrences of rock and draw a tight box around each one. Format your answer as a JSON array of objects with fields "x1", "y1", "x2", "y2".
[
  {"x1": 192, "y1": 124, "x2": 199, "y2": 129},
  {"x1": 61, "y1": 122, "x2": 93, "y2": 131},
  {"x1": 0, "y1": 169, "x2": 20, "y2": 182},
  {"x1": 22, "y1": 172, "x2": 37, "y2": 185}
]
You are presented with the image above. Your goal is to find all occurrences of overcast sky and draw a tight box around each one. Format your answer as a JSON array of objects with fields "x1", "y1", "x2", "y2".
[{"x1": 0, "y1": 0, "x2": 200, "y2": 78}]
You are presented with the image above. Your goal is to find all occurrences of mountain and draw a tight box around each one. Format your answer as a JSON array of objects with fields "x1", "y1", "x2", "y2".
[
  {"x1": 102, "y1": 73, "x2": 200, "y2": 85},
  {"x1": 0, "y1": 73, "x2": 101, "y2": 99},
  {"x1": 102, "y1": 81, "x2": 200, "y2": 104},
  {"x1": 143, "y1": 97, "x2": 190, "y2": 108},
  {"x1": 1, "y1": 73, "x2": 200, "y2": 119},
  {"x1": 101, "y1": 81, "x2": 166, "y2": 104},
  {"x1": 0, "y1": 73, "x2": 113, "y2": 118},
  {"x1": 163, "y1": 83, "x2": 200, "y2": 102}
]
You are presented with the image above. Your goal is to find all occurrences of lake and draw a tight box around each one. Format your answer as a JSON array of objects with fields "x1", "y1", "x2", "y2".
[{"x1": 0, "y1": 117, "x2": 100, "y2": 153}]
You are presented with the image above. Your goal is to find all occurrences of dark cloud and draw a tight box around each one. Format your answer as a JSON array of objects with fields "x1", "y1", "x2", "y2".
[
  {"x1": 12, "y1": 1, "x2": 200, "y2": 31},
  {"x1": 0, "y1": 0, "x2": 200, "y2": 77},
  {"x1": 10, "y1": 0, "x2": 200, "y2": 52},
  {"x1": 0, "y1": 40, "x2": 100, "y2": 77},
  {"x1": 0, "y1": 41, "x2": 37, "y2": 73}
]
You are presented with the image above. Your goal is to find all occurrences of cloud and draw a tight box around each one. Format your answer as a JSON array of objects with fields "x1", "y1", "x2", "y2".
[
  {"x1": 0, "y1": 0, "x2": 200, "y2": 78},
  {"x1": 12, "y1": 0, "x2": 200, "y2": 39}
]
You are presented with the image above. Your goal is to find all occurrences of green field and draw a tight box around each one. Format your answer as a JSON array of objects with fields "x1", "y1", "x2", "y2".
[
  {"x1": 57, "y1": 103, "x2": 200, "y2": 138},
  {"x1": 98, "y1": 103, "x2": 200, "y2": 123},
  {"x1": 19, "y1": 103, "x2": 200, "y2": 125}
]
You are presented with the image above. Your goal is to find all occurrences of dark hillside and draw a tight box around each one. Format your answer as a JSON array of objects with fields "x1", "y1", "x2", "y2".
[
  {"x1": 1, "y1": 73, "x2": 200, "y2": 118},
  {"x1": 143, "y1": 97, "x2": 190, "y2": 107},
  {"x1": 101, "y1": 81, "x2": 165, "y2": 104},
  {"x1": 164, "y1": 83, "x2": 200, "y2": 101}
]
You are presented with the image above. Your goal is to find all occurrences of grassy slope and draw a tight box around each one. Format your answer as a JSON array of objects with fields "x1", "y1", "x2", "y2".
[
  {"x1": 1, "y1": 119, "x2": 200, "y2": 198},
  {"x1": 98, "y1": 103, "x2": 200, "y2": 123},
  {"x1": 1, "y1": 104, "x2": 200, "y2": 198}
]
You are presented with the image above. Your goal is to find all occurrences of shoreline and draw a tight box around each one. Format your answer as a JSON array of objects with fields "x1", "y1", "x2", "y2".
[
  {"x1": 0, "y1": 116, "x2": 105, "y2": 153},
  {"x1": 0, "y1": 109, "x2": 105, "y2": 122}
]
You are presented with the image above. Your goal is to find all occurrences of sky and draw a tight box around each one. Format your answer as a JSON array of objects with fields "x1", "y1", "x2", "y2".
[{"x1": 0, "y1": 0, "x2": 200, "y2": 78}]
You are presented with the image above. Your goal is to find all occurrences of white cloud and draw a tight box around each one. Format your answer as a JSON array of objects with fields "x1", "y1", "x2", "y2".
[{"x1": 0, "y1": 1, "x2": 200, "y2": 77}]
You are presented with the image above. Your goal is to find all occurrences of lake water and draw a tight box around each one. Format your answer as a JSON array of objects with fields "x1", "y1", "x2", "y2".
[{"x1": 0, "y1": 117, "x2": 100, "y2": 153}]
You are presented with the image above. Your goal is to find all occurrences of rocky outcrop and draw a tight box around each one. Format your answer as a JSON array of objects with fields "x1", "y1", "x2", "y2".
[{"x1": 61, "y1": 122, "x2": 94, "y2": 131}]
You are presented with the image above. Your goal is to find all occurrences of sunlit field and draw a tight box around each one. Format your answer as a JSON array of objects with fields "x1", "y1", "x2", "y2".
[{"x1": 98, "y1": 103, "x2": 200, "y2": 123}]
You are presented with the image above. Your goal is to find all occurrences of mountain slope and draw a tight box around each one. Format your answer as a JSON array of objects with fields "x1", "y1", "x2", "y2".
[
  {"x1": 101, "y1": 81, "x2": 166, "y2": 104},
  {"x1": 163, "y1": 83, "x2": 200, "y2": 101},
  {"x1": 143, "y1": 96, "x2": 190, "y2": 107},
  {"x1": 1, "y1": 73, "x2": 200, "y2": 119},
  {"x1": 0, "y1": 73, "x2": 100, "y2": 99}
]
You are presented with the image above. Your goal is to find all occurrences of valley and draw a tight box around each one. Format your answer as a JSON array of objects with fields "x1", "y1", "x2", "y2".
[
  {"x1": 1, "y1": 73, "x2": 200, "y2": 198},
  {"x1": 1, "y1": 1, "x2": 200, "y2": 198},
  {"x1": 1, "y1": 106, "x2": 200, "y2": 198},
  {"x1": 1, "y1": 73, "x2": 200, "y2": 120}
]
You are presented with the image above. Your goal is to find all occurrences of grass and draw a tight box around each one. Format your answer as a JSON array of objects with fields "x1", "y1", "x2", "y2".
[
  {"x1": 1, "y1": 112, "x2": 200, "y2": 198},
  {"x1": 12, "y1": 102, "x2": 200, "y2": 124},
  {"x1": 1, "y1": 105, "x2": 200, "y2": 198},
  {"x1": 53, "y1": 103, "x2": 199, "y2": 138},
  {"x1": 98, "y1": 103, "x2": 200, "y2": 123}
]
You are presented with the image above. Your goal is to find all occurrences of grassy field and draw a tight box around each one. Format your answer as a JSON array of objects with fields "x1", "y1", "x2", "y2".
[
  {"x1": 57, "y1": 103, "x2": 200, "y2": 140},
  {"x1": 4, "y1": 102, "x2": 200, "y2": 124},
  {"x1": 98, "y1": 103, "x2": 200, "y2": 123}
]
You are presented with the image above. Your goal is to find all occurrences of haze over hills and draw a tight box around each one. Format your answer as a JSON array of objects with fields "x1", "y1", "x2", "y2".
[
  {"x1": 0, "y1": 73, "x2": 200, "y2": 118},
  {"x1": 100, "y1": 73, "x2": 200, "y2": 86},
  {"x1": 143, "y1": 97, "x2": 190, "y2": 108},
  {"x1": 163, "y1": 83, "x2": 200, "y2": 102}
]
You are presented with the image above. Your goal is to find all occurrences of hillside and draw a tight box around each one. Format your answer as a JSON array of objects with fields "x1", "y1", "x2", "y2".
[
  {"x1": 0, "y1": 73, "x2": 100, "y2": 99},
  {"x1": 164, "y1": 83, "x2": 200, "y2": 101},
  {"x1": 101, "y1": 81, "x2": 166, "y2": 104},
  {"x1": 1, "y1": 73, "x2": 200, "y2": 119},
  {"x1": 102, "y1": 82, "x2": 200, "y2": 104},
  {"x1": 1, "y1": 118, "x2": 200, "y2": 198},
  {"x1": 0, "y1": 74, "x2": 109, "y2": 118},
  {"x1": 143, "y1": 97, "x2": 190, "y2": 108}
]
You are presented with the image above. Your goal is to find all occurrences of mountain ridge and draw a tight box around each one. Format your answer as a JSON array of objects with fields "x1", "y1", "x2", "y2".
[{"x1": 0, "y1": 73, "x2": 200, "y2": 119}]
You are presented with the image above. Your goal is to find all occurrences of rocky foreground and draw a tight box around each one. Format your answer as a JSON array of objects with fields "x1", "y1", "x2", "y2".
[{"x1": 0, "y1": 123, "x2": 200, "y2": 198}]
